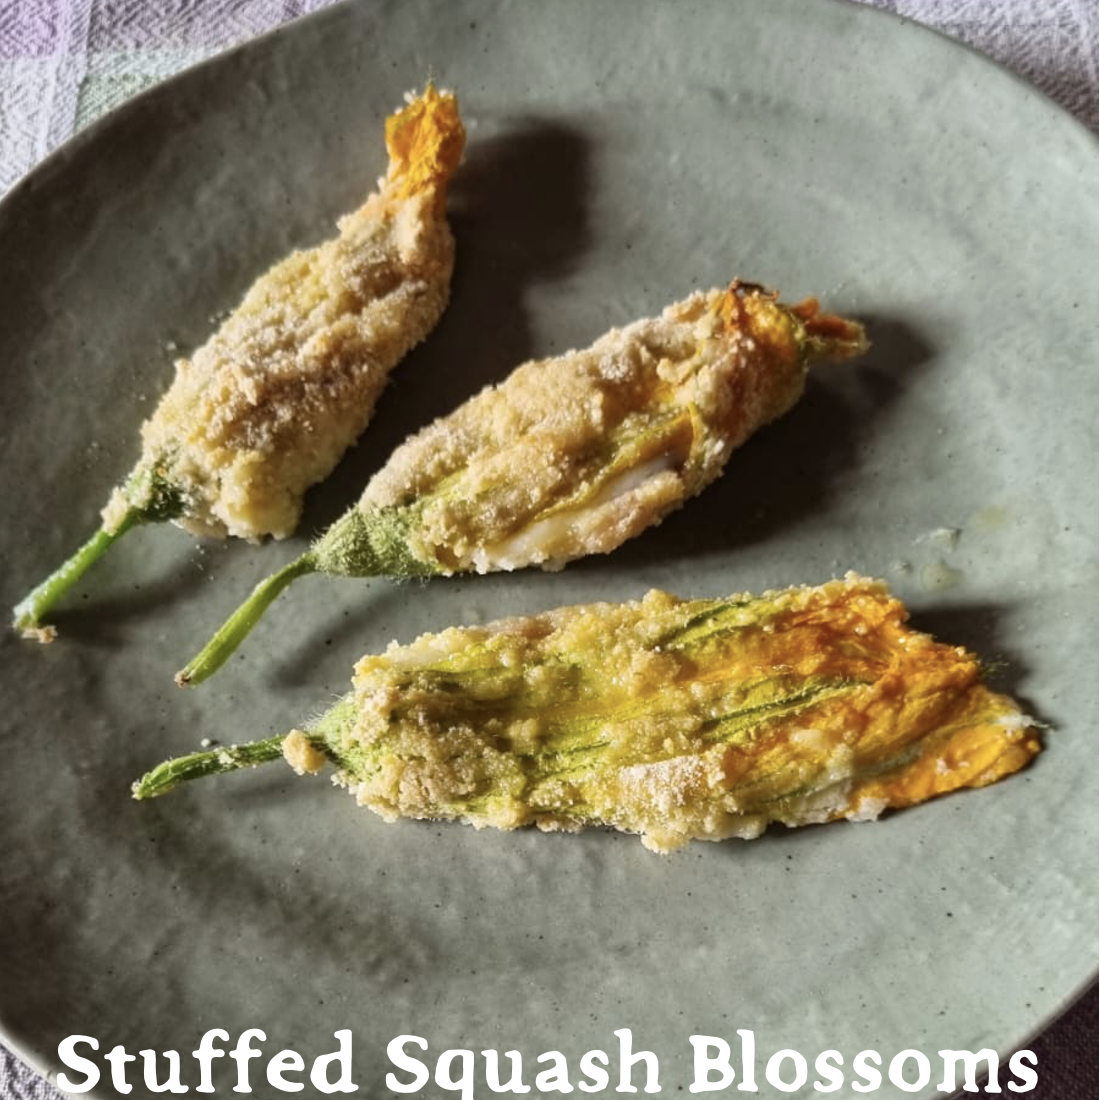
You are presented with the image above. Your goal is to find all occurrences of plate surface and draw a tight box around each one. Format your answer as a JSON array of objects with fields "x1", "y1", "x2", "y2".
[{"x1": 1, "y1": 1, "x2": 1095, "y2": 1097}]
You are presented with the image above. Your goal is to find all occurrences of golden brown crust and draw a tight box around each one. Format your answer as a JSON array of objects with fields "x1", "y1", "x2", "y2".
[
  {"x1": 360, "y1": 283, "x2": 849, "y2": 573},
  {"x1": 110, "y1": 86, "x2": 465, "y2": 540},
  {"x1": 329, "y1": 575, "x2": 1038, "y2": 852}
]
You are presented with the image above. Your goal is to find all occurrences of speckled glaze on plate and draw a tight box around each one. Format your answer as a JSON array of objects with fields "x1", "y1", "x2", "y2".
[{"x1": 0, "y1": 2, "x2": 1095, "y2": 1097}]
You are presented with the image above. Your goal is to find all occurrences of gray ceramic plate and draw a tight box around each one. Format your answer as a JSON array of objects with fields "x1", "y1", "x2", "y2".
[{"x1": 1, "y1": 2, "x2": 1095, "y2": 1097}]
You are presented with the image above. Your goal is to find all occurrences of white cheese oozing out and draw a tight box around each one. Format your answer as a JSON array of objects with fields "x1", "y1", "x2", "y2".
[{"x1": 470, "y1": 452, "x2": 682, "y2": 573}]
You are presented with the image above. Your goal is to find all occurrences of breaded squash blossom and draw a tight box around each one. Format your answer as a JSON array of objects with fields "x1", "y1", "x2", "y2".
[
  {"x1": 137, "y1": 575, "x2": 1040, "y2": 853},
  {"x1": 14, "y1": 83, "x2": 465, "y2": 641}
]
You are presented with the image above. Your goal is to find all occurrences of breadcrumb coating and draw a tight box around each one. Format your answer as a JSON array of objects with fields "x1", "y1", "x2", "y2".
[
  {"x1": 352, "y1": 282, "x2": 867, "y2": 574},
  {"x1": 326, "y1": 575, "x2": 1039, "y2": 852},
  {"x1": 137, "y1": 576, "x2": 1040, "y2": 851},
  {"x1": 104, "y1": 84, "x2": 465, "y2": 540}
]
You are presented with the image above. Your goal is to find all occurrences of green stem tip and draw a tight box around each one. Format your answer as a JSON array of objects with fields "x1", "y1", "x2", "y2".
[
  {"x1": 175, "y1": 552, "x2": 318, "y2": 687},
  {"x1": 132, "y1": 735, "x2": 288, "y2": 799},
  {"x1": 12, "y1": 509, "x2": 143, "y2": 642}
]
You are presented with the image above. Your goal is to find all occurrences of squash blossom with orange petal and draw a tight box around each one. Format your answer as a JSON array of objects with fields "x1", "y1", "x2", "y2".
[
  {"x1": 13, "y1": 83, "x2": 465, "y2": 642},
  {"x1": 136, "y1": 575, "x2": 1040, "y2": 853}
]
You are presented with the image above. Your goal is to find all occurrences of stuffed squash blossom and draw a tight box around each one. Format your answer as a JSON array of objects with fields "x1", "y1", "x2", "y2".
[
  {"x1": 13, "y1": 83, "x2": 465, "y2": 641},
  {"x1": 137, "y1": 575, "x2": 1040, "y2": 853}
]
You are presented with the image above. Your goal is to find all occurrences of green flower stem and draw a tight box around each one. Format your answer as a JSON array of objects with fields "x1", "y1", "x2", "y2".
[
  {"x1": 179, "y1": 504, "x2": 433, "y2": 687},
  {"x1": 11, "y1": 508, "x2": 144, "y2": 639},
  {"x1": 175, "y1": 552, "x2": 318, "y2": 686},
  {"x1": 13, "y1": 465, "x2": 184, "y2": 640},
  {"x1": 132, "y1": 735, "x2": 290, "y2": 799},
  {"x1": 134, "y1": 698, "x2": 355, "y2": 799}
]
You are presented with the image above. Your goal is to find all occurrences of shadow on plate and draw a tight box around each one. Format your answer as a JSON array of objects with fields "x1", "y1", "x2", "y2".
[{"x1": 26, "y1": 541, "x2": 231, "y2": 649}]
